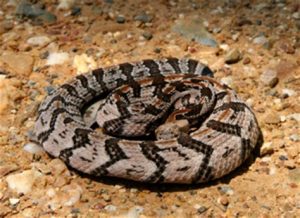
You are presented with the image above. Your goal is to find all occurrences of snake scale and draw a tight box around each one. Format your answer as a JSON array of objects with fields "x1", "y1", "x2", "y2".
[{"x1": 34, "y1": 58, "x2": 260, "y2": 184}]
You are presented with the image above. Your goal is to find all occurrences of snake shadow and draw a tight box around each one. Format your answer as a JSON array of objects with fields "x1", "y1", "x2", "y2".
[{"x1": 75, "y1": 130, "x2": 264, "y2": 193}]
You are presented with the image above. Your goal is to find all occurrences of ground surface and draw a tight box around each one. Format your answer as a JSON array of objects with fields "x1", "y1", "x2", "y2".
[{"x1": 0, "y1": 0, "x2": 299, "y2": 217}]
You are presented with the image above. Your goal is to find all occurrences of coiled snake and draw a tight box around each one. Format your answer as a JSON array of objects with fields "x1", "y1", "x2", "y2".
[{"x1": 34, "y1": 58, "x2": 260, "y2": 183}]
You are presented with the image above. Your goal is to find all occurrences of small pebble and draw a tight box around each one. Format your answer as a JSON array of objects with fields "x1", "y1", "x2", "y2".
[
  {"x1": 6, "y1": 169, "x2": 42, "y2": 194},
  {"x1": 27, "y1": 36, "x2": 51, "y2": 47},
  {"x1": 289, "y1": 134, "x2": 300, "y2": 142},
  {"x1": 224, "y1": 48, "x2": 242, "y2": 64},
  {"x1": 46, "y1": 52, "x2": 70, "y2": 66},
  {"x1": 217, "y1": 186, "x2": 234, "y2": 195},
  {"x1": 23, "y1": 142, "x2": 44, "y2": 154},
  {"x1": 154, "y1": 47, "x2": 161, "y2": 53},
  {"x1": 253, "y1": 35, "x2": 268, "y2": 45},
  {"x1": 39, "y1": 51, "x2": 49, "y2": 59},
  {"x1": 220, "y1": 76, "x2": 233, "y2": 87},
  {"x1": 9, "y1": 198, "x2": 20, "y2": 206},
  {"x1": 197, "y1": 205, "x2": 208, "y2": 214},
  {"x1": 287, "y1": 113, "x2": 300, "y2": 122},
  {"x1": 260, "y1": 142, "x2": 274, "y2": 156},
  {"x1": 280, "y1": 42, "x2": 295, "y2": 54},
  {"x1": 264, "y1": 112, "x2": 280, "y2": 124},
  {"x1": 218, "y1": 196, "x2": 229, "y2": 206},
  {"x1": 71, "y1": 7, "x2": 81, "y2": 16},
  {"x1": 57, "y1": 0, "x2": 76, "y2": 10},
  {"x1": 0, "y1": 164, "x2": 19, "y2": 177},
  {"x1": 45, "y1": 86, "x2": 55, "y2": 94},
  {"x1": 260, "y1": 69, "x2": 279, "y2": 87},
  {"x1": 101, "y1": 193, "x2": 111, "y2": 202},
  {"x1": 134, "y1": 12, "x2": 152, "y2": 23},
  {"x1": 284, "y1": 160, "x2": 296, "y2": 169},
  {"x1": 281, "y1": 88, "x2": 295, "y2": 97},
  {"x1": 243, "y1": 57, "x2": 251, "y2": 64},
  {"x1": 104, "y1": 205, "x2": 117, "y2": 213},
  {"x1": 279, "y1": 155, "x2": 288, "y2": 161},
  {"x1": 142, "y1": 32, "x2": 153, "y2": 40},
  {"x1": 2, "y1": 20, "x2": 14, "y2": 31},
  {"x1": 116, "y1": 15, "x2": 125, "y2": 23}
]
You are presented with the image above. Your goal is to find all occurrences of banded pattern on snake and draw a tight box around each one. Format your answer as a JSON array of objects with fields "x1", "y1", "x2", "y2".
[{"x1": 34, "y1": 58, "x2": 260, "y2": 183}]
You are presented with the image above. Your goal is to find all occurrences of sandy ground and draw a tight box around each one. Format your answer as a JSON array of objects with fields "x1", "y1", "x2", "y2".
[{"x1": 0, "y1": 0, "x2": 299, "y2": 217}]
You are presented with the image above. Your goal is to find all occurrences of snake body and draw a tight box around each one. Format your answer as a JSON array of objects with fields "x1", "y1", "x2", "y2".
[{"x1": 34, "y1": 58, "x2": 260, "y2": 183}]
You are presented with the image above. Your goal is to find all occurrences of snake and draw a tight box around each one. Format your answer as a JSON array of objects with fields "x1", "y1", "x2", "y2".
[{"x1": 34, "y1": 58, "x2": 260, "y2": 184}]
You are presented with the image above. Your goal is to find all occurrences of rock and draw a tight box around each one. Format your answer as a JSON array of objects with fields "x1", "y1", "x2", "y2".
[
  {"x1": 142, "y1": 31, "x2": 153, "y2": 40},
  {"x1": 260, "y1": 69, "x2": 279, "y2": 87},
  {"x1": 116, "y1": 15, "x2": 125, "y2": 23},
  {"x1": 61, "y1": 183, "x2": 83, "y2": 206},
  {"x1": 289, "y1": 134, "x2": 300, "y2": 142},
  {"x1": 281, "y1": 88, "x2": 296, "y2": 97},
  {"x1": 9, "y1": 198, "x2": 20, "y2": 206},
  {"x1": 292, "y1": 12, "x2": 300, "y2": 19},
  {"x1": 172, "y1": 18, "x2": 217, "y2": 47},
  {"x1": 243, "y1": 57, "x2": 251, "y2": 64},
  {"x1": 0, "y1": 20, "x2": 14, "y2": 34},
  {"x1": 71, "y1": 7, "x2": 81, "y2": 16},
  {"x1": 6, "y1": 169, "x2": 42, "y2": 194},
  {"x1": 287, "y1": 113, "x2": 300, "y2": 122},
  {"x1": 134, "y1": 12, "x2": 153, "y2": 23},
  {"x1": 260, "y1": 142, "x2": 274, "y2": 156},
  {"x1": 32, "y1": 163, "x2": 51, "y2": 175},
  {"x1": 288, "y1": 169, "x2": 300, "y2": 183},
  {"x1": 224, "y1": 48, "x2": 242, "y2": 64},
  {"x1": 218, "y1": 196, "x2": 229, "y2": 206},
  {"x1": 217, "y1": 186, "x2": 234, "y2": 195},
  {"x1": 45, "y1": 86, "x2": 55, "y2": 94},
  {"x1": 194, "y1": 204, "x2": 208, "y2": 214},
  {"x1": 286, "y1": 147, "x2": 299, "y2": 158},
  {"x1": 23, "y1": 142, "x2": 44, "y2": 154},
  {"x1": 0, "y1": 52, "x2": 34, "y2": 76},
  {"x1": 46, "y1": 52, "x2": 70, "y2": 65},
  {"x1": 48, "y1": 183, "x2": 83, "y2": 210},
  {"x1": 16, "y1": 0, "x2": 57, "y2": 24},
  {"x1": 102, "y1": 193, "x2": 111, "y2": 202},
  {"x1": 57, "y1": 0, "x2": 76, "y2": 11},
  {"x1": 48, "y1": 159, "x2": 68, "y2": 175},
  {"x1": 220, "y1": 76, "x2": 233, "y2": 87},
  {"x1": 264, "y1": 112, "x2": 280, "y2": 124},
  {"x1": 0, "y1": 164, "x2": 19, "y2": 177},
  {"x1": 284, "y1": 160, "x2": 296, "y2": 169},
  {"x1": 105, "y1": 204, "x2": 117, "y2": 213},
  {"x1": 73, "y1": 53, "x2": 97, "y2": 74},
  {"x1": 114, "y1": 206, "x2": 144, "y2": 218},
  {"x1": 279, "y1": 42, "x2": 295, "y2": 54},
  {"x1": 27, "y1": 36, "x2": 51, "y2": 47},
  {"x1": 253, "y1": 35, "x2": 268, "y2": 45},
  {"x1": 0, "y1": 79, "x2": 10, "y2": 116}
]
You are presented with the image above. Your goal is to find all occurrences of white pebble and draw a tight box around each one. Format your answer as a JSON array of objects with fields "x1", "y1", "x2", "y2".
[
  {"x1": 290, "y1": 134, "x2": 300, "y2": 142},
  {"x1": 57, "y1": 0, "x2": 75, "y2": 10},
  {"x1": 220, "y1": 76, "x2": 233, "y2": 87},
  {"x1": 73, "y1": 53, "x2": 97, "y2": 75},
  {"x1": 105, "y1": 205, "x2": 117, "y2": 213},
  {"x1": 260, "y1": 142, "x2": 274, "y2": 156},
  {"x1": 219, "y1": 43, "x2": 229, "y2": 51},
  {"x1": 280, "y1": 115, "x2": 287, "y2": 122},
  {"x1": 6, "y1": 170, "x2": 42, "y2": 194},
  {"x1": 287, "y1": 113, "x2": 300, "y2": 122},
  {"x1": 23, "y1": 142, "x2": 44, "y2": 154},
  {"x1": 46, "y1": 52, "x2": 70, "y2": 66},
  {"x1": 27, "y1": 36, "x2": 51, "y2": 47},
  {"x1": 282, "y1": 88, "x2": 295, "y2": 97},
  {"x1": 9, "y1": 198, "x2": 20, "y2": 206}
]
